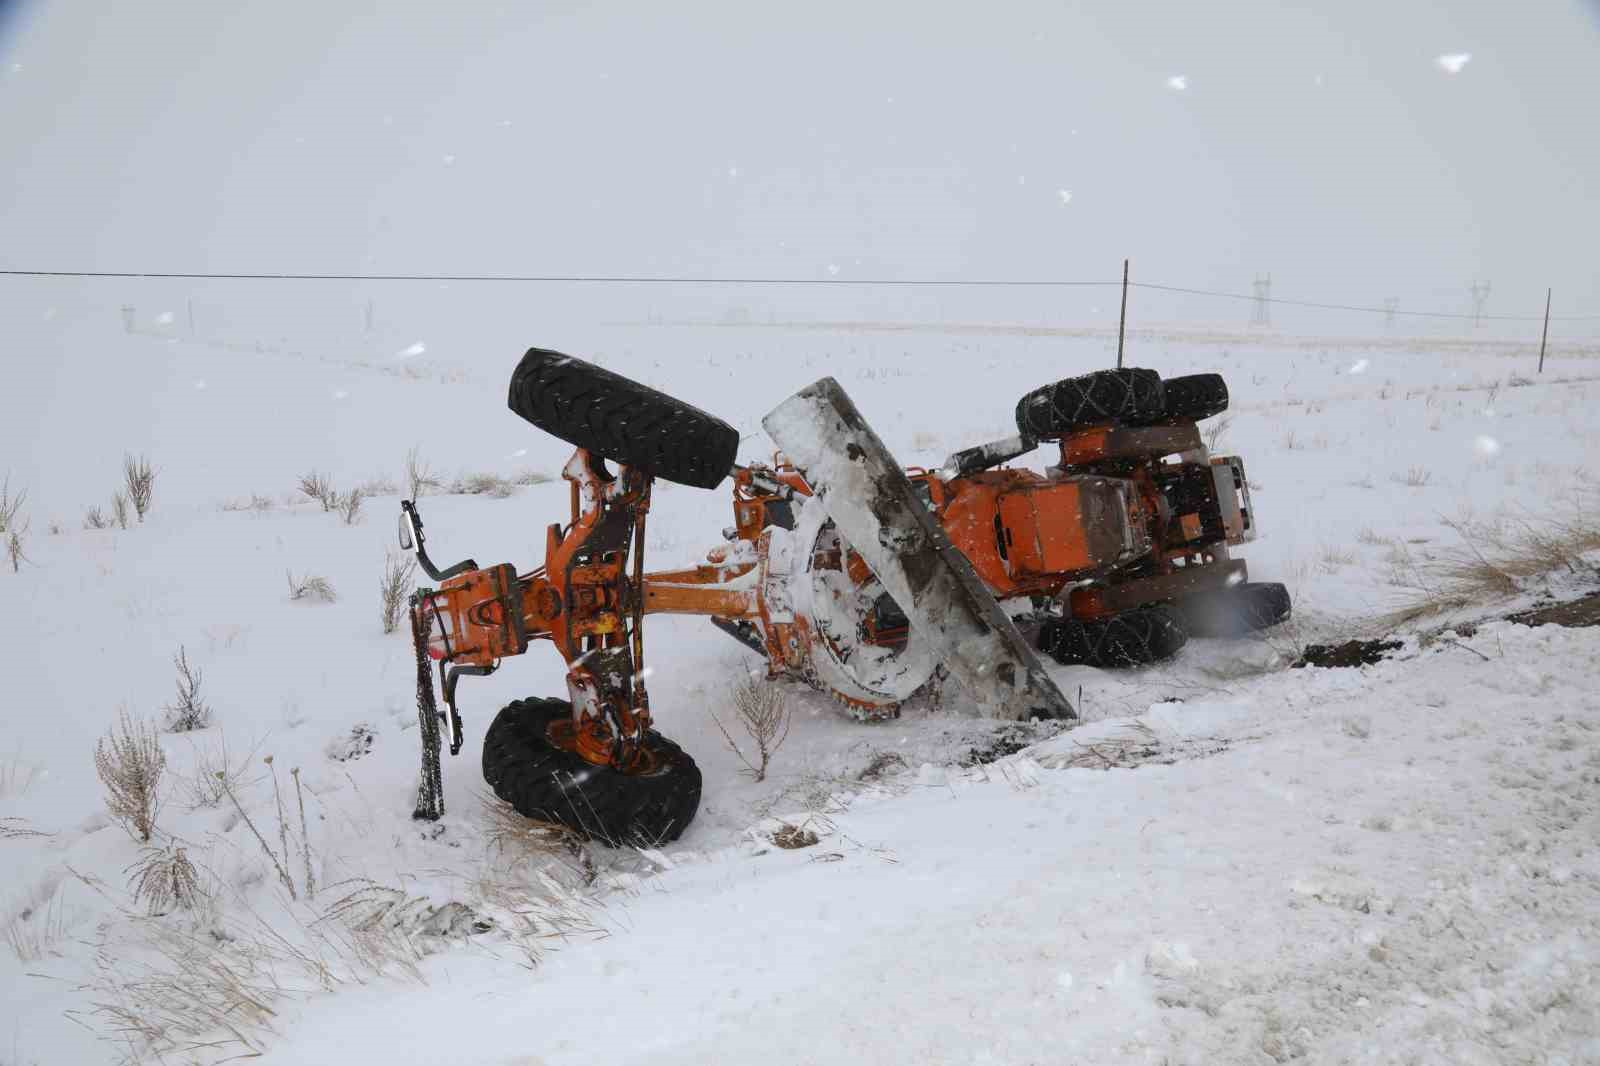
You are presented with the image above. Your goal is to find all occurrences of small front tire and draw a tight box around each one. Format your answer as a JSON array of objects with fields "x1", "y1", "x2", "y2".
[{"x1": 482, "y1": 698, "x2": 702, "y2": 845}]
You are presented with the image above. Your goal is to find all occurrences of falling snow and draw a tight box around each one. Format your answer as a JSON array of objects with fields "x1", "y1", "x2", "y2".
[
  {"x1": 1436, "y1": 53, "x2": 1472, "y2": 74},
  {"x1": 1166, "y1": 74, "x2": 1188, "y2": 91}
]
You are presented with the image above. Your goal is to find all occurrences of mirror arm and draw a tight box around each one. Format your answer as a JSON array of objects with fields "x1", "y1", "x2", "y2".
[{"x1": 401, "y1": 500, "x2": 479, "y2": 582}]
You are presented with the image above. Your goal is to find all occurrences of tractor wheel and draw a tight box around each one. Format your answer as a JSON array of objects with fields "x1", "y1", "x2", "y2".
[
  {"x1": 1038, "y1": 605, "x2": 1188, "y2": 668},
  {"x1": 508, "y1": 348, "x2": 740, "y2": 490},
  {"x1": 482, "y1": 697, "x2": 702, "y2": 845},
  {"x1": 1172, "y1": 582, "x2": 1291, "y2": 638},
  {"x1": 1161, "y1": 373, "x2": 1229, "y2": 422},
  {"x1": 1015, "y1": 368, "x2": 1166, "y2": 438}
]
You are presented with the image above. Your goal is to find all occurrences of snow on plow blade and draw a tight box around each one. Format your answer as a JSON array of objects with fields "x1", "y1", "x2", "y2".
[{"x1": 764, "y1": 378, "x2": 1076, "y2": 722}]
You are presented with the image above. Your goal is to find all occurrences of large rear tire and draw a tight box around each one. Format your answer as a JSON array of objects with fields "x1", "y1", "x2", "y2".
[
  {"x1": 1160, "y1": 373, "x2": 1229, "y2": 421},
  {"x1": 481, "y1": 698, "x2": 702, "y2": 845},
  {"x1": 1037, "y1": 605, "x2": 1188, "y2": 668},
  {"x1": 508, "y1": 348, "x2": 740, "y2": 490},
  {"x1": 1172, "y1": 582, "x2": 1291, "y2": 638},
  {"x1": 1015, "y1": 368, "x2": 1166, "y2": 438}
]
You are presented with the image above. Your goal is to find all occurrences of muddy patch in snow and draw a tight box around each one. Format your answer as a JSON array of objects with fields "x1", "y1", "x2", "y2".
[{"x1": 1294, "y1": 638, "x2": 1403, "y2": 669}]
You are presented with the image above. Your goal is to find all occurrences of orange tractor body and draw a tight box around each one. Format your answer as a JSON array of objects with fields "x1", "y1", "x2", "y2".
[{"x1": 402, "y1": 350, "x2": 1285, "y2": 839}]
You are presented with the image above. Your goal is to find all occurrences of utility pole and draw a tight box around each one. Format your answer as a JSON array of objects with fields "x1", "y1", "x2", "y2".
[
  {"x1": 1116, "y1": 258, "x2": 1129, "y2": 369},
  {"x1": 1251, "y1": 274, "x2": 1272, "y2": 327},
  {"x1": 1469, "y1": 280, "x2": 1491, "y2": 328},
  {"x1": 1383, "y1": 298, "x2": 1399, "y2": 330},
  {"x1": 1537, "y1": 288, "x2": 1551, "y2": 374}
]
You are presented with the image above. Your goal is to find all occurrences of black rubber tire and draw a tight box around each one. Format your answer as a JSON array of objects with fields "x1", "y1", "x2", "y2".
[
  {"x1": 1015, "y1": 368, "x2": 1166, "y2": 438},
  {"x1": 1161, "y1": 373, "x2": 1229, "y2": 421},
  {"x1": 508, "y1": 348, "x2": 740, "y2": 490},
  {"x1": 1172, "y1": 582, "x2": 1291, "y2": 638},
  {"x1": 1038, "y1": 605, "x2": 1188, "y2": 668},
  {"x1": 482, "y1": 698, "x2": 702, "y2": 845}
]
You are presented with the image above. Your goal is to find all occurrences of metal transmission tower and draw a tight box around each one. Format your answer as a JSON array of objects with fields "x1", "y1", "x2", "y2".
[
  {"x1": 1469, "y1": 280, "x2": 1491, "y2": 328},
  {"x1": 1383, "y1": 298, "x2": 1399, "y2": 329},
  {"x1": 1250, "y1": 274, "x2": 1272, "y2": 327}
]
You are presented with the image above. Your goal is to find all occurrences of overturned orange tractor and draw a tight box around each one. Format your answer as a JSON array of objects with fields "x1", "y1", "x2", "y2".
[{"x1": 402, "y1": 350, "x2": 1289, "y2": 841}]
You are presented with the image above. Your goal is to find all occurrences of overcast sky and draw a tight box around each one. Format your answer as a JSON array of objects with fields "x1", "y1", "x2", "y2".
[{"x1": 2, "y1": 0, "x2": 1597, "y2": 320}]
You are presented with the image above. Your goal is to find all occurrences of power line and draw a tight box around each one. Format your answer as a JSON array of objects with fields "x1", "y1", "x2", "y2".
[
  {"x1": 0, "y1": 268, "x2": 1119, "y2": 288},
  {"x1": 1128, "y1": 281, "x2": 1600, "y2": 322},
  {"x1": 4, "y1": 267, "x2": 1599, "y2": 321}
]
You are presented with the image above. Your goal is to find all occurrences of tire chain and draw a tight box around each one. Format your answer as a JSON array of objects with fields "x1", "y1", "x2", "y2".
[{"x1": 1037, "y1": 605, "x2": 1188, "y2": 668}]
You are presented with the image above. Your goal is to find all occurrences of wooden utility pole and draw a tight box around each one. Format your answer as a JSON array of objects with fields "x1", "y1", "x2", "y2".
[
  {"x1": 1537, "y1": 288, "x2": 1551, "y2": 374},
  {"x1": 1116, "y1": 259, "x2": 1129, "y2": 369}
]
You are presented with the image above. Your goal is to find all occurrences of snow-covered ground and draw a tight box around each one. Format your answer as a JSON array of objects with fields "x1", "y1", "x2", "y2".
[{"x1": 3, "y1": 304, "x2": 1598, "y2": 1065}]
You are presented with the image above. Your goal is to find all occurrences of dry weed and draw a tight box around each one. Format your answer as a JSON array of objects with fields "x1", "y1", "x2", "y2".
[
  {"x1": 380, "y1": 551, "x2": 418, "y2": 635},
  {"x1": 126, "y1": 844, "x2": 202, "y2": 915},
  {"x1": 287, "y1": 571, "x2": 338, "y2": 603},
  {"x1": 162, "y1": 645, "x2": 212, "y2": 733},
  {"x1": 94, "y1": 710, "x2": 165, "y2": 843},
  {"x1": 710, "y1": 673, "x2": 792, "y2": 782}
]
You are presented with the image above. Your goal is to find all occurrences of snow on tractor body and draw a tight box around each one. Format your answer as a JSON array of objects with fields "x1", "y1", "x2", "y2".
[{"x1": 401, "y1": 351, "x2": 1288, "y2": 841}]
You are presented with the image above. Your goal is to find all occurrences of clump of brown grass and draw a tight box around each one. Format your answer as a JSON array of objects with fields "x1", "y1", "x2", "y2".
[
  {"x1": 95, "y1": 710, "x2": 166, "y2": 843},
  {"x1": 1384, "y1": 498, "x2": 1600, "y2": 625},
  {"x1": 127, "y1": 844, "x2": 202, "y2": 914}
]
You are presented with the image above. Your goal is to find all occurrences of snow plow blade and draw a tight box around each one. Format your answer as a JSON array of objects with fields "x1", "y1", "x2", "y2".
[{"x1": 764, "y1": 378, "x2": 1076, "y2": 722}]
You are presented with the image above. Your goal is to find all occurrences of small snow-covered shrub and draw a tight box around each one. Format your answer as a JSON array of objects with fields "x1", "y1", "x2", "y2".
[
  {"x1": 337, "y1": 489, "x2": 364, "y2": 525},
  {"x1": 122, "y1": 453, "x2": 156, "y2": 521},
  {"x1": 111, "y1": 491, "x2": 132, "y2": 530},
  {"x1": 162, "y1": 645, "x2": 212, "y2": 733},
  {"x1": 451, "y1": 472, "x2": 515, "y2": 498},
  {"x1": 298, "y1": 470, "x2": 337, "y2": 511},
  {"x1": 83, "y1": 505, "x2": 110, "y2": 530},
  {"x1": 95, "y1": 710, "x2": 166, "y2": 843},
  {"x1": 287, "y1": 571, "x2": 337, "y2": 603},
  {"x1": 381, "y1": 551, "x2": 418, "y2": 634},
  {"x1": 405, "y1": 446, "x2": 441, "y2": 499},
  {"x1": 710, "y1": 673, "x2": 792, "y2": 783}
]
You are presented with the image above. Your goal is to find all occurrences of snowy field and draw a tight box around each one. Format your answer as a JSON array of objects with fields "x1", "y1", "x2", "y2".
[{"x1": 2, "y1": 295, "x2": 1598, "y2": 1065}]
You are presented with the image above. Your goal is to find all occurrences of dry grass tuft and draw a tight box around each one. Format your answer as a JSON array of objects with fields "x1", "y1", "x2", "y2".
[
  {"x1": 1384, "y1": 499, "x2": 1600, "y2": 625},
  {"x1": 1393, "y1": 466, "x2": 1433, "y2": 488},
  {"x1": 83, "y1": 505, "x2": 110, "y2": 530},
  {"x1": 122, "y1": 453, "x2": 156, "y2": 521},
  {"x1": 111, "y1": 491, "x2": 132, "y2": 530},
  {"x1": 710, "y1": 673, "x2": 793, "y2": 783},
  {"x1": 126, "y1": 844, "x2": 203, "y2": 915},
  {"x1": 381, "y1": 551, "x2": 418, "y2": 635},
  {"x1": 4, "y1": 883, "x2": 71, "y2": 962},
  {"x1": 287, "y1": 571, "x2": 338, "y2": 603},
  {"x1": 95, "y1": 710, "x2": 166, "y2": 843},
  {"x1": 0, "y1": 472, "x2": 24, "y2": 533},
  {"x1": 1, "y1": 754, "x2": 46, "y2": 797}
]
